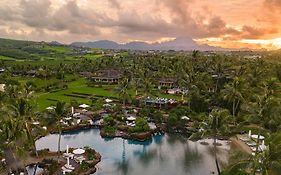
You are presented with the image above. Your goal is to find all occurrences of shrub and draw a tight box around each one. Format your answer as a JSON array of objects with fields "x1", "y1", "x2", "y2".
[
  {"x1": 80, "y1": 162, "x2": 90, "y2": 171},
  {"x1": 103, "y1": 116, "x2": 115, "y2": 126},
  {"x1": 87, "y1": 153, "x2": 95, "y2": 161},
  {"x1": 104, "y1": 126, "x2": 116, "y2": 134}
]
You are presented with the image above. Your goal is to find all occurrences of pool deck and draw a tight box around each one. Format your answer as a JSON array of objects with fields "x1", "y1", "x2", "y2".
[{"x1": 53, "y1": 158, "x2": 80, "y2": 175}]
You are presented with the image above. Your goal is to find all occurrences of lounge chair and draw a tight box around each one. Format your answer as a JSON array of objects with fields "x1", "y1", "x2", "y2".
[
  {"x1": 62, "y1": 166, "x2": 73, "y2": 173},
  {"x1": 64, "y1": 164, "x2": 75, "y2": 170},
  {"x1": 74, "y1": 156, "x2": 85, "y2": 164}
]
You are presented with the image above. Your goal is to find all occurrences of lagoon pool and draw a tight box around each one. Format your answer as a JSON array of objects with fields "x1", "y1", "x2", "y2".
[{"x1": 36, "y1": 129, "x2": 230, "y2": 175}]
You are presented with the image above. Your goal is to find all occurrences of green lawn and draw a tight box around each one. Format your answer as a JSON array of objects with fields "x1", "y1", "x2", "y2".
[
  {"x1": 81, "y1": 54, "x2": 103, "y2": 60},
  {"x1": 0, "y1": 55, "x2": 17, "y2": 61},
  {"x1": 11, "y1": 75, "x2": 181, "y2": 110},
  {"x1": 35, "y1": 79, "x2": 118, "y2": 110}
]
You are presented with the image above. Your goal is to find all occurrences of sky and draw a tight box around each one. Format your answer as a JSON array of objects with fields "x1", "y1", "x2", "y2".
[{"x1": 0, "y1": 0, "x2": 281, "y2": 50}]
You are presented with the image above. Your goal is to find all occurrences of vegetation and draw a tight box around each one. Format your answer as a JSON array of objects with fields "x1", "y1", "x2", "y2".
[{"x1": 1, "y1": 38, "x2": 281, "y2": 174}]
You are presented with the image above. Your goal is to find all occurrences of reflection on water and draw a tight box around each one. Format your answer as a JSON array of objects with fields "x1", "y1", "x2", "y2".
[{"x1": 36, "y1": 129, "x2": 230, "y2": 175}]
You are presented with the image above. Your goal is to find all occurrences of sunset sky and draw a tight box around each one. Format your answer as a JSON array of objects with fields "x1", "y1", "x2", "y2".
[{"x1": 1, "y1": 0, "x2": 281, "y2": 49}]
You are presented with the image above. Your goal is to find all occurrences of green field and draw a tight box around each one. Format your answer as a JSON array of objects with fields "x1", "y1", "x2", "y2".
[
  {"x1": 81, "y1": 54, "x2": 103, "y2": 60},
  {"x1": 42, "y1": 45, "x2": 72, "y2": 53},
  {"x1": 35, "y1": 79, "x2": 119, "y2": 110},
  {"x1": 30, "y1": 78, "x2": 181, "y2": 110},
  {"x1": 0, "y1": 55, "x2": 17, "y2": 61}
]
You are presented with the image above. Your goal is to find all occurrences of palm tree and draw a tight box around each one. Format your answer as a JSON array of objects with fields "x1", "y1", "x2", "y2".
[
  {"x1": 118, "y1": 77, "x2": 131, "y2": 108},
  {"x1": 210, "y1": 56, "x2": 230, "y2": 94},
  {"x1": 193, "y1": 108, "x2": 231, "y2": 175},
  {"x1": 142, "y1": 77, "x2": 154, "y2": 99},
  {"x1": 192, "y1": 50, "x2": 200, "y2": 60},
  {"x1": 224, "y1": 133, "x2": 281, "y2": 175},
  {"x1": 0, "y1": 115, "x2": 27, "y2": 174},
  {"x1": 221, "y1": 77, "x2": 245, "y2": 119},
  {"x1": 50, "y1": 101, "x2": 68, "y2": 160},
  {"x1": 10, "y1": 97, "x2": 38, "y2": 157}
]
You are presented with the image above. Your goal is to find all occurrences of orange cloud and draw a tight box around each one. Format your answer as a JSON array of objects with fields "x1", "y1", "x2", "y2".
[{"x1": 0, "y1": 0, "x2": 280, "y2": 49}]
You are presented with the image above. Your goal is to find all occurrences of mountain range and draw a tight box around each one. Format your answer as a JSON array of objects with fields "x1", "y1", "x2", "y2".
[{"x1": 71, "y1": 37, "x2": 227, "y2": 51}]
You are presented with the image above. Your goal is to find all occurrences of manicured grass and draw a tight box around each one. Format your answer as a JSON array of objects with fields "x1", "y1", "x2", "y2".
[
  {"x1": 11, "y1": 75, "x2": 181, "y2": 110},
  {"x1": 0, "y1": 55, "x2": 17, "y2": 61},
  {"x1": 35, "y1": 79, "x2": 118, "y2": 110},
  {"x1": 81, "y1": 54, "x2": 103, "y2": 60},
  {"x1": 11, "y1": 76, "x2": 61, "y2": 88}
]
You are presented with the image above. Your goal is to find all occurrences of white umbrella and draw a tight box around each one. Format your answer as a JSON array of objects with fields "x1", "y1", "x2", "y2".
[
  {"x1": 105, "y1": 99, "x2": 113, "y2": 103},
  {"x1": 66, "y1": 145, "x2": 69, "y2": 154},
  {"x1": 248, "y1": 130, "x2": 252, "y2": 137},
  {"x1": 46, "y1": 106, "x2": 54, "y2": 110},
  {"x1": 73, "y1": 148, "x2": 85, "y2": 155},
  {"x1": 127, "y1": 116, "x2": 136, "y2": 121},
  {"x1": 64, "y1": 117, "x2": 72, "y2": 121},
  {"x1": 251, "y1": 135, "x2": 265, "y2": 140},
  {"x1": 79, "y1": 104, "x2": 89, "y2": 108},
  {"x1": 181, "y1": 116, "x2": 190, "y2": 120},
  {"x1": 32, "y1": 121, "x2": 40, "y2": 125}
]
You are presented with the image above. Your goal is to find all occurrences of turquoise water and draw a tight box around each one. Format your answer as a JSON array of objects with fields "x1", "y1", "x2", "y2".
[{"x1": 36, "y1": 129, "x2": 230, "y2": 175}]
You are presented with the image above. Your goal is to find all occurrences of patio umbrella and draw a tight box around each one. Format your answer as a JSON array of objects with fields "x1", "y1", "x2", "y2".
[
  {"x1": 79, "y1": 104, "x2": 89, "y2": 108},
  {"x1": 181, "y1": 116, "x2": 190, "y2": 120},
  {"x1": 73, "y1": 148, "x2": 85, "y2": 155},
  {"x1": 127, "y1": 116, "x2": 136, "y2": 121},
  {"x1": 64, "y1": 117, "x2": 72, "y2": 121},
  {"x1": 32, "y1": 121, "x2": 40, "y2": 125},
  {"x1": 251, "y1": 135, "x2": 265, "y2": 140},
  {"x1": 105, "y1": 99, "x2": 113, "y2": 103},
  {"x1": 46, "y1": 106, "x2": 54, "y2": 110}
]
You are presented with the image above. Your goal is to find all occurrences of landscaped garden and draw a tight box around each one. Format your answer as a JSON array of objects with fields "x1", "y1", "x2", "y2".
[{"x1": 1, "y1": 39, "x2": 281, "y2": 175}]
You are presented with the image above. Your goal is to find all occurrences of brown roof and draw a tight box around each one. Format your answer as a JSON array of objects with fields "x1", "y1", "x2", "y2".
[{"x1": 93, "y1": 69, "x2": 123, "y2": 79}]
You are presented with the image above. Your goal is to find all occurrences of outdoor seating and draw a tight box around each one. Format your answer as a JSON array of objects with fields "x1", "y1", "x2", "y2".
[
  {"x1": 63, "y1": 153, "x2": 74, "y2": 159},
  {"x1": 64, "y1": 164, "x2": 75, "y2": 170},
  {"x1": 62, "y1": 166, "x2": 73, "y2": 174},
  {"x1": 74, "y1": 156, "x2": 86, "y2": 164}
]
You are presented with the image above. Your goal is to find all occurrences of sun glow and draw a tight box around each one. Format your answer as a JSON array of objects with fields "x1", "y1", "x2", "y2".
[{"x1": 240, "y1": 38, "x2": 281, "y2": 50}]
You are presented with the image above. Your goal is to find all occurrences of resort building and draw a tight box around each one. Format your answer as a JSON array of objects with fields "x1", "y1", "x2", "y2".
[
  {"x1": 158, "y1": 78, "x2": 177, "y2": 88},
  {"x1": 79, "y1": 72, "x2": 93, "y2": 78},
  {"x1": 167, "y1": 88, "x2": 188, "y2": 95},
  {"x1": 92, "y1": 69, "x2": 123, "y2": 84}
]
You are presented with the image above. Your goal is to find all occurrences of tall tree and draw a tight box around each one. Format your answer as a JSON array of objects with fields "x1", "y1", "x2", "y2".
[
  {"x1": 50, "y1": 101, "x2": 68, "y2": 160},
  {"x1": 224, "y1": 133, "x2": 281, "y2": 175},
  {"x1": 118, "y1": 77, "x2": 131, "y2": 107},
  {"x1": 221, "y1": 77, "x2": 245, "y2": 119},
  {"x1": 10, "y1": 96, "x2": 38, "y2": 157},
  {"x1": 193, "y1": 108, "x2": 231, "y2": 175}
]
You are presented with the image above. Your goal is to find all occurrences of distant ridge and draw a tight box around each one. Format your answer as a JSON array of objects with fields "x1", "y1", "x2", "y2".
[
  {"x1": 71, "y1": 37, "x2": 227, "y2": 51},
  {"x1": 49, "y1": 41, "x2": 63, "y2": 46}
]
